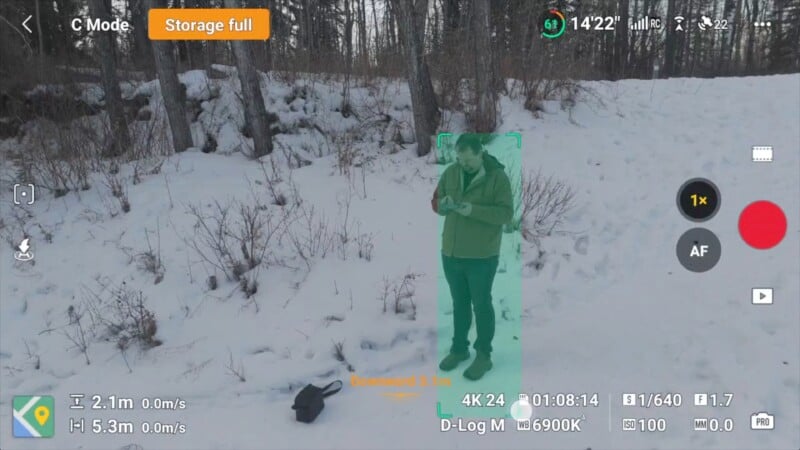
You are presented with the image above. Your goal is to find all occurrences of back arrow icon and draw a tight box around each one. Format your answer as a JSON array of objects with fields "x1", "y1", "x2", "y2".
[{"x1": 22, "y1": 15, "x2": 33, "y2": 33}]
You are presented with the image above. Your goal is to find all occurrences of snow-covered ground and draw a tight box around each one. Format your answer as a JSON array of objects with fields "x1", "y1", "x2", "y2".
[{"x1": 1, "y1": 71, "x2": 798, "y2": 450}]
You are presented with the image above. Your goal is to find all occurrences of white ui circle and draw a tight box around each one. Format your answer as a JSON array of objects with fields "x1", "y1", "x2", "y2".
[{"x1": 509, "y1": 399, "x2": 533, "y2": 421}]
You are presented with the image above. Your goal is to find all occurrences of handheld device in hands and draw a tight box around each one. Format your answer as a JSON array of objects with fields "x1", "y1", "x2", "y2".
[{"x1": 439, "y1": 198, "x2": 463, "y2": 213}]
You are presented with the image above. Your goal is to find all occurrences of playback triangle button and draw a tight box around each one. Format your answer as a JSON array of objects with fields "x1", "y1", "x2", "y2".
[{"x1": 751, "y1": 288, "x2": 773, "y2": 305}]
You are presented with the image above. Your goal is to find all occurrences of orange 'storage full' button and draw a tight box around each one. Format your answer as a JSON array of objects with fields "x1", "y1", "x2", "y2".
[{"x1": 148, "y1": 8, "x2": 270, "y2": 40}]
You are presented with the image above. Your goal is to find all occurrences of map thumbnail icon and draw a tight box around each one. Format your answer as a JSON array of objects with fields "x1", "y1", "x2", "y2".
[{"x1": 13, "y1": 395, "x2": 54, "y2": 438}]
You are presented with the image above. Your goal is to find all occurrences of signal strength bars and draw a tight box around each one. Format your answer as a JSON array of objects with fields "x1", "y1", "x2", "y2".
[{"x1": 629, "y1": 16, "x2": 662, "y2": 30}]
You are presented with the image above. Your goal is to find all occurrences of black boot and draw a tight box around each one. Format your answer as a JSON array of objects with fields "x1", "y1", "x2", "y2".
[
  {"x1": 463, "y1": 352, "x2": 492, "y2": 380},
  {"x1": 438, "y1": 351, "x2": 470, "y2": 371}
]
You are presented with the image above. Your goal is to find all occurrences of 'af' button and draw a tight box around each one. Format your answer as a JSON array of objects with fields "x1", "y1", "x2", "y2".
[{"x1": 676, "y1": 228, "x2": 721, "y2": 272}]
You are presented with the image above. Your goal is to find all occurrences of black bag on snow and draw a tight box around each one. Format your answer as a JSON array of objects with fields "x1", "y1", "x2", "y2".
[{"x1": 291, "y1": 380, "x2": 342, "y2": 423}]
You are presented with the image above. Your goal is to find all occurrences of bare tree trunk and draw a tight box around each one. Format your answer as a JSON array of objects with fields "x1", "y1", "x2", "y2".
[
  {"x1": 261, "y1": 0, "x2": 273, "y2": 70},
  {"x1": 637, "y1": 0, "x2": 651, "y2": 74},
  {"x1": 432, "y1": 0, "x2": 441, "y2": 52},
  {"x1": 385, "y1": 1, "x2": 397, "y2": 50},
  {"x1": 746, "y1": 0, "x2": 759, "y2": 72},
  {"x1": 355, "y1": 0, "x2": 363, "y2": 61},
  {"x1": 470, "y1": 0, "x2": 496, "y2": 132},
  {"x1": 630, "y1": 0, "x2": 640, "y2": 74},
  {"x1": 184, "y1": 0, "x2": 207, "y2": 69},
  {"x1": 690, "y1": 0, "x2": 702, "y2": 75},
  {"x1": 34, "y1": 0, "x2": 44, "y2": 56},
  {"x1": 244, "y1": 0, "x2": 269, "y2": 71},
  {"x1": 663, "y1": 0, "x2": 678, "y2": 76},
  {"x1": 735, "y1": 0, "x2": 749, "y2": 70},
  {"x1": 130, "y1": 0, "x2": 154, "y2": 75},
  {"x1": 266, "y1": 0, "x2": 278, "y2": 66},
  {"x1": 615, "y1": 0, "x2": 630, "y2": 78},
  {"x1": 413, "y1": 0, "x2": 438, "y2": 120},
  {"x1": 726, "y1": 0, "x2": 744, "y2": 73},
  {"x1": 643, "y1": 0, "x2": 659, "y2": 75},
  {"x1": 605, "y1": 29, "x2": 615, "y2": 76},
  {"x1": 358, "y1": 0, "x2": 369, "y2": 68},
  {"x1": 392, "y1": 0, "x2": 440, "y2": 156},
  {"x1": 443, "y1": 0, "x2": 460, "y2": 42},
  {"x1": 342, "y1": 0, "x2": 354, "y2": 116},
  {"x1": 303, "y1": 0, "x2": 314, "y2": 62},
  {"x1": 767, "y1": 0, "x2": 789, "y2": 72},
  {"x1": 223, "y1": 0, "x2": 273, "y2": 157},
  {"x1": 718, "y1": 0, "x2": 735, "y2": 71},
  {"x1": 148, "y1": 0, "x2": 193, "y2": 153},
  {"x1": 682, "y1": 0, "x2": 694, "y2": 75},
  {"x1": 371, "y1": 0, "x2": 381, "y2": 54},
  {"x1": 709, "y1": 0, "x2": 719, "y2": 72},
  {"x1": 509, "y1": 0, "x2": 526, "y2": 61},
  {"x1": 89, "y1": 0, "x2": 132, "y2": 156}
]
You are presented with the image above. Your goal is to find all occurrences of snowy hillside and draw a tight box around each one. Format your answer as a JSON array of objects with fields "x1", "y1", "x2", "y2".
[{"x1": 1, "y1": 72, "x2": 798, "y2": 450}]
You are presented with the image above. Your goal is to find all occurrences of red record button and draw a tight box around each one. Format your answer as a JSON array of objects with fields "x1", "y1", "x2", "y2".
[{"x1": 738, "y1": 200, "x2": 787, "y2": 249}]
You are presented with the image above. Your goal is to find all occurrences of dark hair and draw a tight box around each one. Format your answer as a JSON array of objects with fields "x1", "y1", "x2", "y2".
[{"x1": 455, "y1": 134, "x2": 483, "y2": 154}]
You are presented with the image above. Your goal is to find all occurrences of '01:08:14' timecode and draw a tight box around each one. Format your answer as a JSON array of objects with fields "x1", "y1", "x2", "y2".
[{"x1": 524, "y1": 393, "x2": 601, "y2": 408}]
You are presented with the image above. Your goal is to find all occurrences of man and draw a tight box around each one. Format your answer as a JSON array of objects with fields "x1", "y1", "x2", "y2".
[{"x1": 431, "y1": 134, "x2": 513, "y2": 381}]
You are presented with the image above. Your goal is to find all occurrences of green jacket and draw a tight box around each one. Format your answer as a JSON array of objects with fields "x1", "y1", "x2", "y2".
[{"x1": 431, "y1": 153, "x2": 513, "y2": 258}]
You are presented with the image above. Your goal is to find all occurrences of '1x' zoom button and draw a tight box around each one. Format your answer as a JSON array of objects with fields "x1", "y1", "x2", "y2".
[
  {"x1": 676, "y1": 228, "x2": 721, "y2": 272},
  {"x1": 677, "y1": 178, "x2": 720, "y2": 222}
]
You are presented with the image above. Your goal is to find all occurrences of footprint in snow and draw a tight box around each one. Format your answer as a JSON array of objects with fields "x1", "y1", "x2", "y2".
[
  {"x1": 545, "y1": 289, "x2": 561, "y2": 311},
  {"x1": 550, "y1": 260, "x2": 560, "y2": 280},
  {"x1": 593, "y1": 254, "x2": 610, "y2": 277},
  {"x1": 574, "y1": 236, "x2": 589, "y2": 255},
  {"x1": 360, "y1": 339, "x2": 379, "y2": 350},
  {"x1": 758, "y1": 320, "x2": 782, "y2": 336}
]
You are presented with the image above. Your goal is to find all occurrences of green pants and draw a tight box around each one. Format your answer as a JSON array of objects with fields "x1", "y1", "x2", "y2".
[{"x1": 442, "y1": 254, "x2": 499, "y2": 355}]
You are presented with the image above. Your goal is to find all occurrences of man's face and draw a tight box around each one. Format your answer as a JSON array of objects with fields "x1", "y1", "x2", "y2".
[{"x1": 456, "y1": 147, "x2": 483, "y2": 173}]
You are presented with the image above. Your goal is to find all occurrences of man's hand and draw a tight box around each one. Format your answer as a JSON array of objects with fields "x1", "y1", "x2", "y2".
[
  {"x1": 439, "y1": 195, "x2": 457, "y2": 213},
  {"x1": 453, "y1": 202, "x2": 472, "y2": 216}
]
